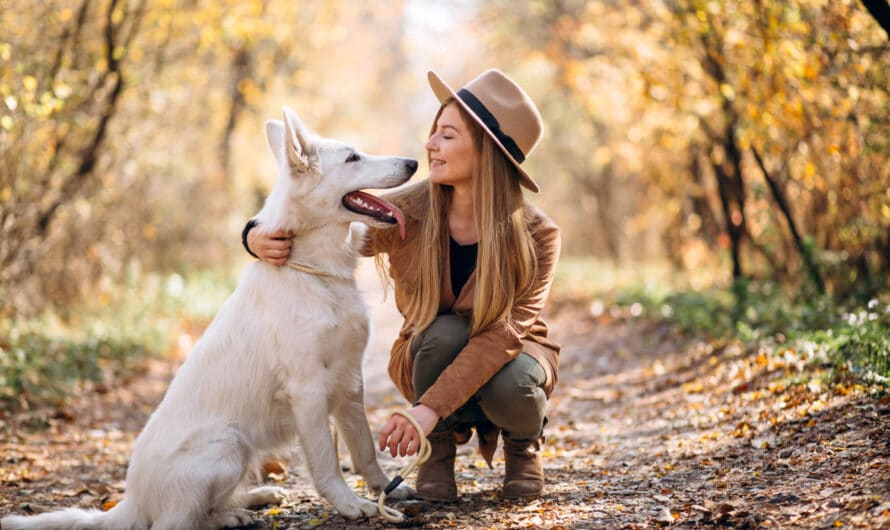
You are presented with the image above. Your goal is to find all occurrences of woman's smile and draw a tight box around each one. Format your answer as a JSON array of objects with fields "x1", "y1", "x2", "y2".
[{"x1": 426, "y1": 102, "x2": 476, "y2": 186}]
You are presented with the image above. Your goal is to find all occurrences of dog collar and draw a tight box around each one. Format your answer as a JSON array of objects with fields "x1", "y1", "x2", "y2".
[{"x1": 286, "y1": 261, "x2": 349, "y2": 281}]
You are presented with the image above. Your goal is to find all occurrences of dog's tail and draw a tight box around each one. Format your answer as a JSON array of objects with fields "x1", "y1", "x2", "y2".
[{"x1": 1, "y1": 498, "x2": 142, "y2": 530}]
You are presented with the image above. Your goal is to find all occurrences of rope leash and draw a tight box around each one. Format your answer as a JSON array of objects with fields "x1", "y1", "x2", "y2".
[{"x1": 377, "y1": 410, "x2": 431, "y2": 523}]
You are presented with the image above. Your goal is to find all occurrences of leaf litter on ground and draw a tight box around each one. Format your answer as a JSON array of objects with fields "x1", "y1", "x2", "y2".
[{"x1": 1, "y1": 299, "x2": 888, "y2": 528}]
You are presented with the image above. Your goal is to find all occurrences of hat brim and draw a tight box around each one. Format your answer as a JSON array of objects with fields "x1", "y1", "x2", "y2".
[{"x1": 427, "y1": 70, "x2": 540, "y2": 193}]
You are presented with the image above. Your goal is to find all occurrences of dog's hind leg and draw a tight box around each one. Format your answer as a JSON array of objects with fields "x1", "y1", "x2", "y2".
[
  {"x1": 290, "y1": 389, "x2": 378, "y2": 520},
  {"x1": 149, "y1": 425, "x2": 255, "y2": 530},
  {"x1": 236, "y1": 485, "x2": 289, "y2": 508}
]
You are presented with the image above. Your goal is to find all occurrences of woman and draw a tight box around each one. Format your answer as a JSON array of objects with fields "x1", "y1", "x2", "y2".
[{"x1": 244, "y1": 69, "x2": 561, "y2": 501}]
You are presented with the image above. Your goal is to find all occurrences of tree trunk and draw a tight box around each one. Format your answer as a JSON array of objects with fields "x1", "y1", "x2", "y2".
[{"x1": 751, "y1": 147, "x2": 825, "y2": 294}]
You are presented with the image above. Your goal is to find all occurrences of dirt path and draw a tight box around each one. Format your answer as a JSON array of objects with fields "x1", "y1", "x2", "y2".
[{"x1": 1, "y1": 268, "x2": 889, "y2": 529}]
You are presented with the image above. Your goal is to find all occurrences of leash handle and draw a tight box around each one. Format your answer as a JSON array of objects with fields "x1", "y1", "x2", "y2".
[
  {"x1": 383, "y1": 475, "x2": 404, "y2": 495},
  {"x1": 377, "y1": 410, "x2": 431, "y2": 523}
]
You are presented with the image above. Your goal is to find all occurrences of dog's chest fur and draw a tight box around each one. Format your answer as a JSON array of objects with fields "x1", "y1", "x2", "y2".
[{"x1": 135, "y1": 255, "x2": 372, "y2": 453}]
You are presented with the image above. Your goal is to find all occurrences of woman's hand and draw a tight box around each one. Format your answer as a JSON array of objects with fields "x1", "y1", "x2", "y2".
[
  {"x1": 247, "y1": 228, "x2": 293, "y2": 266},
  {"x1": 378, "y1": 404, "x2": 439, "y2": 457}
]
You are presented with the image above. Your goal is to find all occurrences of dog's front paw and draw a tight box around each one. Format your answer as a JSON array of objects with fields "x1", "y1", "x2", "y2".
[{"x1": 335, "y1": 497, "x2": 379, "y2": 520}]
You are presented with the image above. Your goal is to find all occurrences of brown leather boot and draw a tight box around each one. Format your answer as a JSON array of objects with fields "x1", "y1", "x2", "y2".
[
  {"x1": 415, "y1": 430, "x2": 457, "y2": 501},
  {"x1": 502, "y1": 438, "x2": 544, "y2": 499}
]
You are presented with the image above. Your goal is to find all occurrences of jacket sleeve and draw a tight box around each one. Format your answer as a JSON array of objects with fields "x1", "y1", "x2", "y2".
[{"x1": 417, "y1": 220, "x2": 561, "y2": 420}]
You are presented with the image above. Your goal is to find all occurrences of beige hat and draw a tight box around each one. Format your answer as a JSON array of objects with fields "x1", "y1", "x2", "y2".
[{"x1": 428, "y1": 69, "x2": 543, "y2": 193}]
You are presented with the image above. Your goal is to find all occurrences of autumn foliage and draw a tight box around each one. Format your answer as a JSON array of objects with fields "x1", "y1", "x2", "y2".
[
  {"x1": 482, "y1": 0, "x2": 890, "y2": 297},
  {"x1": 2, "y1": 0, "x2": 889, "y2": 311}
]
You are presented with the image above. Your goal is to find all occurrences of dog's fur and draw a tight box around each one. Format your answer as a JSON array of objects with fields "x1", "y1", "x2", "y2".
[{"x1": 2, "y1": 108, "x2": 417, "y2": 529}]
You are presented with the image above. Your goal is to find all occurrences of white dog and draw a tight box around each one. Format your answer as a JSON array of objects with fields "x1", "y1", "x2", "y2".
[{"x1": 2, "y1": 107, "x2": 417, "y2": 529}]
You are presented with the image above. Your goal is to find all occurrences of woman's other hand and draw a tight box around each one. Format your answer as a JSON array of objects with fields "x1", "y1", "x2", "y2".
[
  {"x1": 248, "y1": 228, "x2": 293, "y2": 266},
  {"x1": 378, "y1": 404, "x2": 439, "y2": 457}
]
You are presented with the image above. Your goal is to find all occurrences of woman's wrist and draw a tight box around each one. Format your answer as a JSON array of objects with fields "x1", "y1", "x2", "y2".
[{"x1": 241, "y1": 219, "x2": 259, "y2": 259}]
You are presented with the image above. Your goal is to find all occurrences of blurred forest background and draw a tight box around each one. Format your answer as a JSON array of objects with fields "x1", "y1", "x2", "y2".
[{"x1": 1, "y1": 0, "x2": 889, "y2": 409}]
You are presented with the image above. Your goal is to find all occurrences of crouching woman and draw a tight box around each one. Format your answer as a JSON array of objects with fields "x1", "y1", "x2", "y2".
[{"x1": 245, "y1": 68, "x2": 561, "y2": 500}]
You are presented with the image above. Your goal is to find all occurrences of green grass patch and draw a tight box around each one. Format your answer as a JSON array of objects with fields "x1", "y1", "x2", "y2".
[
  {"x1": 554, "y1": 257, "x2": 889, "y2": 386},
  {"x1": 0, "y1": 267, "x2": 239, "y2": 412},
  {"x1": 614, "y1": 280, "x2": 890, "y2": 385}
]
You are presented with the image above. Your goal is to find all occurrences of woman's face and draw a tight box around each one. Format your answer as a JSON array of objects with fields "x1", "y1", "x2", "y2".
[{"x1": 426, "y1": 102, "x2": 477, "y2": 187}]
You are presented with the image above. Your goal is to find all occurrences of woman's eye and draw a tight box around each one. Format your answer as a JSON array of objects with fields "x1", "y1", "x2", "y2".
[
  {"x1": 345, "y1": 152, "x2": 360, "y2": 163},
  {"x1": 443, "y1": 136, "x2": 453, "y2": 140}
]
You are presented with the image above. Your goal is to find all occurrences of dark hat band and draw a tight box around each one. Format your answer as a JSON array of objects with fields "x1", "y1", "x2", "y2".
[{"x1": 457, "y1": 88, "x2": 526, "y2": 163}]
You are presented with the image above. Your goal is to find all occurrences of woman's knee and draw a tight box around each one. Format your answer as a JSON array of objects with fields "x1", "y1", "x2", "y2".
[{"x1": 477, "y1": 354, "x2": 547, "y2": 439}]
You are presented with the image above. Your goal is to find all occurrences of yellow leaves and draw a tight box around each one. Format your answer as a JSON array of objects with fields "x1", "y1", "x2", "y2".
[
  {"x1": 306, "y1": 513, "x2": 330, "y2": 526},
  {"x1": 700, "y1": 431, "x2": 720, "y2": 443},
  {"x1": 733, "y1": 421, "x2": 753, "y2": 438},
  {"x1": 808, "y1": 399, "x2": 826, "y2": 414},
  {"x1": 22, "y1": 75, "x2": 37, "y2": 92},
  {"x1": 58, "y1": 7, "x2": 74, "y2": 22},
  {"x1": 0, "y1": 42, "x2": 11, "y2": 60},
  {"x1": 803, "y1": 62, "x2": 819, "y2": 80},
  {"x1": 719, "y1": 83, "x2": 735, "y2": 101},
  {"x1": 265, "y1": 508, "x2": 282, "y2": 516},
  {"x1": 541, "y1": 447, "x2": 563, "y2": 458},
  {"x1": 111, "y1": 3, "x2": 125, "y2": 25},
  {"x1": 682, "y1": 381, "x2": 705, "y2": 394},
  {"x1": 237, "y1": 78, "x2": 263, "y2": 105},
  {"x1": 53, "y1": 83, "x2": 72, "y2": 103}
]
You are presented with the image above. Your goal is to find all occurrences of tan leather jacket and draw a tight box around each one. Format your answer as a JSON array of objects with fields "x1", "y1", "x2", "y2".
[{"x1": 362, "y1": 182, "x2": 561, "y2": 422}]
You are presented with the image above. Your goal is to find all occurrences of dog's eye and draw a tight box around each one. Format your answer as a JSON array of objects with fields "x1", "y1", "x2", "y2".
[{"x1": 345, "y1": 152, "x2": 360, "y2": 163}]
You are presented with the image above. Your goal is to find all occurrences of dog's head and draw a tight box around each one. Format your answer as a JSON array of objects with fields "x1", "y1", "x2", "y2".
[{"x1": 264, "y1": 107, "x2": 417, "y2": 239}]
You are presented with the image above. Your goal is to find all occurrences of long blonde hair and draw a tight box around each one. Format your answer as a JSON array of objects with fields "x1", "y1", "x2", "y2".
[{"x1": 402, "y1": 100, "x2": 538, "y2": 336}]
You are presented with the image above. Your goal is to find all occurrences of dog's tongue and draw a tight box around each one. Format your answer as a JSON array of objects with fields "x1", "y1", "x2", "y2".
[{"x1": 346, "y1": 191, "x2": 407, "y2": 240}]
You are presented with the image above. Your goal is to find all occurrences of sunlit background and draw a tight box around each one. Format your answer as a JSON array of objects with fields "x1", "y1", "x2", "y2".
[{"x1": 2, "y1": 0, "x2": 889, "y2": 406}]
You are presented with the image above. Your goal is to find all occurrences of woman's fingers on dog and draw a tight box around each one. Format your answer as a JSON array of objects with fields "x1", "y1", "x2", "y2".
[
  {"x1": 268, "y1": 229, "x2": 293, "y2": 239},
  {"x1": 267, "y1": 239, "x2": 292, "y2": 250}
]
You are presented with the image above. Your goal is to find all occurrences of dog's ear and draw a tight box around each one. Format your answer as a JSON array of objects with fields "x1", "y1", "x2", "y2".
[
  {"x1": 283, "y1": 107, "x2": 313, "y2": 173},
  {"x1": 264, "y1": 119, "x2": 285, "y2": 162}
]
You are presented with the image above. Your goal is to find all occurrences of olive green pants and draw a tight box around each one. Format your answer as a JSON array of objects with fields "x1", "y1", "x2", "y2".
[{"x1": 410, "y1": 314, "x2": 547, "y2": 442}]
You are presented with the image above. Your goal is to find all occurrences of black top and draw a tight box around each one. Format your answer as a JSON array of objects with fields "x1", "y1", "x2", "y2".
[{"x1": 450, "y1": 237, "x2": 478, "y2": 297}]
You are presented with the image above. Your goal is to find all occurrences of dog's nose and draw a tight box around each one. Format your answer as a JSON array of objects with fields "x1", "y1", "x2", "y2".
[{"x1": 406, "y1": 159, "x2": 418, "y2": 175}]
